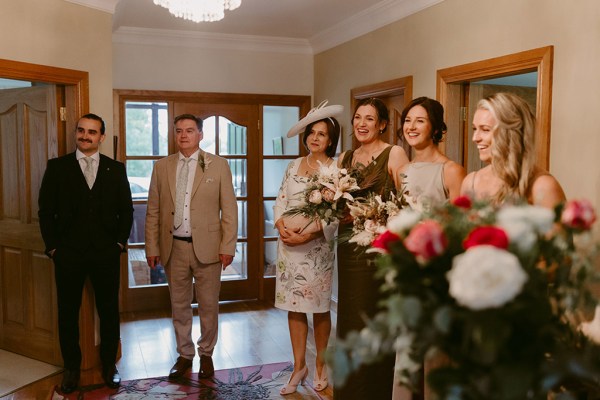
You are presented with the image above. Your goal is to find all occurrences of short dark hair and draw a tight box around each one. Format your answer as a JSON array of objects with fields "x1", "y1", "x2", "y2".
[
  {"x1": 400, "y1": 97, "x2": 447, "y2": 144},
  {"x1": 174, "y1": 114, "x2": 203, "y2": 131},
  {"x1": 352, "y1": 97, "x2": 390, "y2": 135},
  {"x1": 301, "y1": 117, "x2": 341, "y2": 158},
  {"x1": 80, "y1": 113, "x2": 105, "y2": 135}
]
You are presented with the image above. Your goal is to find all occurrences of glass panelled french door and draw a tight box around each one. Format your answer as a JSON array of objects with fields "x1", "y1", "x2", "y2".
[
  {"x1": 174, "y1": 102, "x2": 259, "y2": 300},
  {"x1": 116, "y1": 91, "x2": 310, "y2": 311}
]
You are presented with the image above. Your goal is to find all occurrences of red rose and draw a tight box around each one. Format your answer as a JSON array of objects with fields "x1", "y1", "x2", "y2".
[
  {"x1": 561, "y1": 199, "x2": 597, "y2": 231},
  {"x1": 371, "y1": 230, "x2": 401, "y2": 254},
  {"x1": 463, "y1": 226, "x2": 509, "y2": 250},
  {"x1": 453, "y1": 196, "x2": 472, "y2": 209},
  {"x1": 404, "y1": 220, "x2": 448, "y2": 263}
]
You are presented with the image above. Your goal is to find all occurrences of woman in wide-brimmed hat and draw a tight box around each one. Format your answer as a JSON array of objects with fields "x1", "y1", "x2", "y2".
[{"x1": 273, "y1": 101, "x2": 342, "y2": 395}]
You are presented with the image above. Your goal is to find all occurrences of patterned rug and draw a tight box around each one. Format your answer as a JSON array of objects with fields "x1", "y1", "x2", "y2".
[{"x1": 49, "y1": 362, "x2": 324, "y2": 399}]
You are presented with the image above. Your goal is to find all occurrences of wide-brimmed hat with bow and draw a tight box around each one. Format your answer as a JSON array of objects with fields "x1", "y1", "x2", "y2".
[{"x1": 286, "y1": 100, "x2": 344, "y2": 138}]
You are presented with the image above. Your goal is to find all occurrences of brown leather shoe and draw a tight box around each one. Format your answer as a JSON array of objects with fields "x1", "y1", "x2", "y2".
[
  {"x1": 60, "y1": 368, "x2": 80, "y2": 394},
  {"x1": 168, "y1": 356, "x2": 193, "y2": 380},
  {"x1": 199, "y1": 355, "x2": 214, "y2": 379}
]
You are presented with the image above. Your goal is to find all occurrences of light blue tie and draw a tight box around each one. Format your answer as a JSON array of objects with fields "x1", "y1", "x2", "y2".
[{"x1": 174, "y1": 158, "x2": 191, "y2": 229}]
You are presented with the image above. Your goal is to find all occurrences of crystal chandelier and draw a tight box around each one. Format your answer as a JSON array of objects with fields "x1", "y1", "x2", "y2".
[{"x1": 153, "y1": 0, "x2": 242, "y2": 23}]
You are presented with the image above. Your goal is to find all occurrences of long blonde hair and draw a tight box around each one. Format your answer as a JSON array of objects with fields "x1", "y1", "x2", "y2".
[{"x1": 477, "y1": 92, "x2": 537, "y2": 204}]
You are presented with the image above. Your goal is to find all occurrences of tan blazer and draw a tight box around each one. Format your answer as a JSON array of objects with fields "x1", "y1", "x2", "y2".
[{"x1": 145, "y1": 150, "x2": 238, "y2": 265}]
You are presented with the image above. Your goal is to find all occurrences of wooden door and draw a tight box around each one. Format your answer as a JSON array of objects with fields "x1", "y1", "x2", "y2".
[
  {"x1": 0, "y1": 85, "x2": 62, "y2": 364},
  {"x1": 174, "y1": 102, "x2": 260, "y2": 301}
]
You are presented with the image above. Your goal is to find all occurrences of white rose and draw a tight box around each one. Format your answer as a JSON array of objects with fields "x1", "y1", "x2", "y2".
[
  {"x1": 308, "y1": 189, "x2": 322, "y2": 204},
  {"x1": 363, "y1": 219, "x2": 379, "y2": 233},
  {"x1": 387, "y1": 209, "x2": 422, "y2": 235},
  {"x1": 447, "y1": 245, "x2": 528, "y2": 310},
  {"x1": 496, "y1": 205, "x2": 554, "y2": 253},
  {"x1": 580, "y1": 306, "x2": 600, "y2": 344}
]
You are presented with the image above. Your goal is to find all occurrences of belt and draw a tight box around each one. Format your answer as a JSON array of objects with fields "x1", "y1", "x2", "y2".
[{"x1": 173, "y1": 235, "x2": 193, "y2": 243}]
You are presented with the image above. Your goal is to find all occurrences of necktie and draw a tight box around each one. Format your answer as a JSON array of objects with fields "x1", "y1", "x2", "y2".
[
  {"x1": 174, "y1": 158, "x2": 191, "y2": 229},
  {"x1": 83, "y1": 157, "x2": 94, "y2": 189}
]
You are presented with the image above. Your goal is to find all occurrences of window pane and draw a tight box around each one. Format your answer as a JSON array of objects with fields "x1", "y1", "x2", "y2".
[
  {"x1": 229, "y1": 159, "x2": 247, "y2": 197},
  {"x1": 125, "y1": 102, "x2": 168, "y2": 156},
  {"x1": 238, "y1": 200, "x2": 247, "y2": 238},
  {"x1": 263, "y1": 200, "x2": 278, "y2": 237},
  {"x1": 263, "y1": 106, "x2": 299, "y2": 156},
  {"x1": 126, "y1": 160, "x2": 155, "y2": 185},
  {"x1": 264, "y1": 240, "x2": 277, "y2": 277},
  {"x1": 128, "y1": 248, "x2": 167, "y2": 287},
  {"x1": 223, "y1": 242, "x2": 247, "y2": 280},
  {"x1": 263, "y1": 159, "x2": 291, "y2": 197},
  {"x1": 129, "y1": 203, "x2": 147, "y2": 244},
  {"x1": 220, "y1": 120, "x2": 247, "y2": 155},
  {"x1": 200, "y1": 116, "x2": 216, "y2": 153}
]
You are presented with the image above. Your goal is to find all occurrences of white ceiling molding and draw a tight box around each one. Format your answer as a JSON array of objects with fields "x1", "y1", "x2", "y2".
[
  {"x1": 310, "y1": 0, "x2": 445, "y2": 54},
  {"x1": 64, "y1": 0, "x2": 118, "y2": 13},
  {"x1": 113, "y1": 27, "x2": 313, "y2": 55}
]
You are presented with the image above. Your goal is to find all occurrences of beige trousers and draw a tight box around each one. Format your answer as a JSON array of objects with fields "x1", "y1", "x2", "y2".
[{"x1": 165, "y1": 239, "x2": 222, "y2": 359}]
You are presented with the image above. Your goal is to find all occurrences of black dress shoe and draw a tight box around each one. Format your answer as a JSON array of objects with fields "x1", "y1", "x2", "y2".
[
  {"x1": 102, "y1": 365, "x2": 121, "y2": 389},
  {"x1": 199, "y1": 355, "x2": 214, "y2": 379},
  {"x1": 168, "y1": 356, "x2": 193, "y2": 380},
  {"x1": 61, "y1": 368, "x2": 80, "y2": 394}
]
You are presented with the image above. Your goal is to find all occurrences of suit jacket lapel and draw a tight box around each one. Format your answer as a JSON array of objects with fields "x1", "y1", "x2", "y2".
[
  {"x1": 167, "y1": 154, "x2": 178, "y2": 204},
  {"x1": 191, "y1": 150, "x2": 206, "y2": 198}
]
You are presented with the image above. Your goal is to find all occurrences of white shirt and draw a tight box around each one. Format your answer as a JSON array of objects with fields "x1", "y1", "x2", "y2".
[{"x1": 172, "y1": 149, "x2": 199, "y2": 237}]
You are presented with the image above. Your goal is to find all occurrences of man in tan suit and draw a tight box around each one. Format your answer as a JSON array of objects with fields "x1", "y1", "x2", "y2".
[{"x1": 145, "y1": 114, "x2": 237, "y2": 380}]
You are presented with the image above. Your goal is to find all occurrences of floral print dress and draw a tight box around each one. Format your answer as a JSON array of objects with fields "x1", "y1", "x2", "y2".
[{"x1": 273, "y1": 158, "x2": 335, "y2": 313}]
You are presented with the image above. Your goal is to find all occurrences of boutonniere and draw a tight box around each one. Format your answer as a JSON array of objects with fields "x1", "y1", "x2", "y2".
[{"x1": 199, "y1": 154, "x2": 212, "y2": 172}]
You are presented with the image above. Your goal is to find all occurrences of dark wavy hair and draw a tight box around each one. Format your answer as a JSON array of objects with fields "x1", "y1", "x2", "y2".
[
  {"x1": 399, "y1": 97, "x2": 447, "y2": 144},
  {"x1": 353, "y1": 97, "x2": 389, "y2": 135},
  {"x1": 302, "y1": 117, "x2": 340, "y2": 158}
]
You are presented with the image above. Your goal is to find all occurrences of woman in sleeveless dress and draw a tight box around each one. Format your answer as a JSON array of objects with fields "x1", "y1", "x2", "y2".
[
  {"x1": 392, "y1": 97, "x2": 465, "y2": 400},
  {"x1": 460, "y1": 92, "x2": 565, "y2": 209},
  {"x1": 334, "y1": 97, "x2": 409, "y2": 399},
  {"x1": 274, "y1": 103, "x2": 342, "y2": 395}
]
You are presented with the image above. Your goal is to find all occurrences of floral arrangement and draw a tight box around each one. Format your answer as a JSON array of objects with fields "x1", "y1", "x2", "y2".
[
  {"x1": 283, "y1": 161, "x2": 372, "y2": 226},
  {"x1": 331, "y1": 197, "x2": 600, "y2": 399},
  {"x1": 346, "y1": 191, "x2": 408, "y2": 247}
]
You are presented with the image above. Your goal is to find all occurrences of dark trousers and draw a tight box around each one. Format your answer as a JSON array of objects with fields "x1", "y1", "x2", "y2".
[{"x1": 53, "y1": 244, "x2": 121, "y2": 370}]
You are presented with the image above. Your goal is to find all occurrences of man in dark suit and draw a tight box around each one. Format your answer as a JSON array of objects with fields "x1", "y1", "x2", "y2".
[{"x1": 38, "y1": 113, "x2": 134, "y2": 393}]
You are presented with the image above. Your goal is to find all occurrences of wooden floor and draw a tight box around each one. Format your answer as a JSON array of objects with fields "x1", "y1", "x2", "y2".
[{"x1": 2, "y1": 300, "x2": 335, "y2": 399}]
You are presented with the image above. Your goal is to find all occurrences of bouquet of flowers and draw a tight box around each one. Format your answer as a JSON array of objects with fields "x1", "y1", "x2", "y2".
[
  {"x1": 330, "y1": 197, "x2": 600, "y2": 399},
  {"x1": 283, "y1": 161, "x2": 373, "y2": 226},
  {"x1": 346, "y1": 190, "x2": 408, "y2": 247}
]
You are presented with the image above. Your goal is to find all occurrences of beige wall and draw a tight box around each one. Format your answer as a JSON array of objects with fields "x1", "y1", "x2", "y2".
[
  {"x1": 112, "y1": 43, "x2": 314, "y2": 95},
  {"x1": 315, "y1": 0, "x2": 600, "y2": 211},
  {"x1": 0, "y1": 0, "x2": 114, "y2": 155}
]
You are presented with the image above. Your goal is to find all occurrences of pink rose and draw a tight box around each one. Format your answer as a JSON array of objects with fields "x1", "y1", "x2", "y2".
[
  {"x1": 463, "y1": 226, "x2": 509, "y2": 250},
  {"x1": 404, "y1": 220, "x2": 448, "y2": 263},
  {"x1": 321, "y1": 187, "x2": 335, "y2": 202},
  {"x1": 452, "y1": 196, "x2": 472, "y2": 209},
  {"x1": 371, "y1": 230, "x2": 401, "y2": 254},
  {"x1": 561, "y1": 199, "x2": 597, "y2": 231}
]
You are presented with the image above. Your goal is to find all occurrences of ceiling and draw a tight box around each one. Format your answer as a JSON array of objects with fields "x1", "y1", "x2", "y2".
[{"x1": 67, "y1": 0, "x2": 444, "y2": 54}]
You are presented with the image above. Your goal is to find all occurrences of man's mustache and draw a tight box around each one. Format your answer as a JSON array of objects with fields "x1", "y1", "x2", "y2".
[{"x1": 78, "y1": 138, "x2": 93, "y2": 143}]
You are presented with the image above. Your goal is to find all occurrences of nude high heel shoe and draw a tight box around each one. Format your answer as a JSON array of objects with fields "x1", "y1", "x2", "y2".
[
  {"x1": 313, "y1": 366, "x2": 328, "y2": 392},
  {"x1": 280, "y1": 365, "x2": 308, "y2": 395}
]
